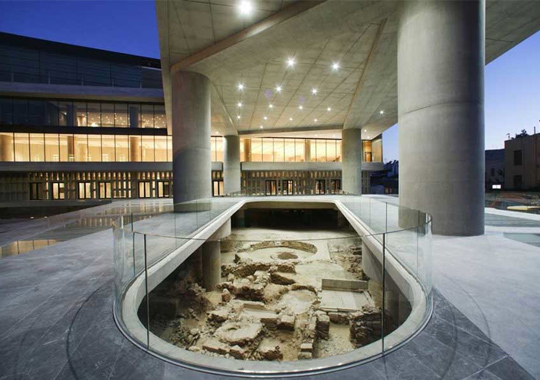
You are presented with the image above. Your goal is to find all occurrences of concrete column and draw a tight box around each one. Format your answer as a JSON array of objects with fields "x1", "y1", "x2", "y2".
[
  {"x1": 398, "y1": 0, "x2": 485, "y2": 235},
  {"x1": 129, "y1": 106, "x2": 139, "y2": 129},
  {"x1": 223, "y1": 135, "x2": 241, "y2": 194},
  {"x1": 129, "y1": 136, "x2": 141, "y2": 162},
  {"x1": 171, "y1": 71, "x2": 211, "y2": 203},
  {"x1": 0, "y1": 134, "x2": 14, "y2": 161},
  {"x1": 243, "y1": 138, "x2": 251, "y2": 162},
  {"x1": 342, "y1": 128, "x2": 363, "y2": 195},
  {"x1": 202, "y1": 241, "x2": 221, "y2": 291},
  {"x1": 191, "y1": 247, "x2": 203, "y2": 283}
]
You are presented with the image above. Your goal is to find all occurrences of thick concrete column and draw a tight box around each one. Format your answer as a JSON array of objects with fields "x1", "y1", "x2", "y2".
[
  {"x1": 171, "y1": 71, "x2": 211, "y2": 204},
  {"x1": 398, "y1": 0, "x2": 485, "y2": 235},
  {"x1": 223, "y1": 135, "x2": 241, "y2": 194},
  {"x1": 202, "y1": 241, "x2": 221, "y2": 291},
  {"x1": 342, "y1": 128, "x2": 363, "y2": 195}
]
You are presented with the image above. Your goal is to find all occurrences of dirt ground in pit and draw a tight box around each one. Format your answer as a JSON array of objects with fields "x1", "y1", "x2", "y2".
[{"x1": 149, "y1": 226, "x2": 381, "y2": 362}]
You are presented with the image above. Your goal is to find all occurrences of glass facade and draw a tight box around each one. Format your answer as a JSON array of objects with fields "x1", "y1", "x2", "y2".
[
  {"x1": 363, "y1": 136, "x2": 383, "y2": 162},
  {"x1": 241, "y1": 137, "x2": 343, "y2": 163},
  {"x1": 0, "y1": 97, "x2": 166, "y2": 128},
  {"x1": 0, "y1": 42, "x2": 162, "y2": 88}
]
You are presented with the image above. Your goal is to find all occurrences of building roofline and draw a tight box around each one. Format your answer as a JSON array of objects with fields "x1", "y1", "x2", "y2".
[{"x1": 0, "y1": 32, "x2": 161, "y2": 69}]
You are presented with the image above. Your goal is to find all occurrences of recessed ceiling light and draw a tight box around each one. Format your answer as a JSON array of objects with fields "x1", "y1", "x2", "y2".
[
  {"x1": 238, "y1": 83, "x2": 244, "y2": 90},
  {"x1": 289, "y1": 117, "x2": 293, "y2": 121},
  {"x1": 237, "y1": 115, "x2": 241, "y2": 119},
  {"x1": 379, "y1": 110, "x2": 384, "y2": 115},
  {"x1": 332, "y1": 62, "x2": 340, "y2": 70},
  {"x1": 260, "y1": 125, "x2": 264, "y2": 129},
  {"x1": 238, "y1": 0, "x2": 253, "y2": 16},
  {"x1": 314, "y1": 118, "x2": 318, "y2": 122},
  {"x1": 276, "y1": 85, "x2": 282, "y2": 92},
  {"x1": 299, "y1": 105, "x2": 303, "y2": 110},
  {"x1": 269, "y1": 104, "x2": 274, "y2": 109},
  {"x1": 264, "y1": 116, "x2": 268, "y2": 120},
  {"x1": 364, "y1": 129, "x2": 367, "y2": 132},
  {"x1": 287, "y1": 57, "x2": 295, "y2": 67},
  {"x1": 327, "y1": 107, "x2": 331, "y2": 112},
  {"x1": 237, "y1": 102, "x2": 242, "y2": 107},
  {"x1": 312, "y1": 88, "x2": 318, "y2": 95}
]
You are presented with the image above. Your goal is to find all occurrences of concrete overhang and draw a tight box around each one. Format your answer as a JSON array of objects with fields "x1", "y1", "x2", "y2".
[{"x1": 156, "y1": 0, "x2": 540, "y2": 138}]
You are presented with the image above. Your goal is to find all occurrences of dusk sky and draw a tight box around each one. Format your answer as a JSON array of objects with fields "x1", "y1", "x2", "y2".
[{"x1": 1, "y1": 0, "x2": 538, "y2": 162}]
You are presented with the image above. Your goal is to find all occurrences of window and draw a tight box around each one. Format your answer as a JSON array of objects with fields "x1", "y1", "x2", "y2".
[
  {"x1": 0, "y1": 98, "x2": 13, "y2": 124},
  {"x1": 98, "y1": 182, "x2": 112, "y2": 199},
  {"x1": 157, "y1": 181, "x2": 171, "y2": 198},
  {"x1": 29, "y1": 134, "x2": 44, "y2": 161},
  {"x1": 331, "y1": 179, "x2": 341, "y2": 193},
  {"x1": 513, "y1": 175, "x2": 523, "y2": 189},
  {"x1": 139, "y1": 181, "x2": 153, "y2": 198},
  {"x1": 114, "y1": 104, "x2": 128, "y2": 127},
  {"x1": 87, "y1": 102, "x2": 100, "y2": 127},
  {"x1": 282, "y1": 180, "x2": 293, "y2": 195},
  {"x1": 141, "y1": 135, "x2": 155, "y2": 162},
  {"x1": 78, "y1": 182, "x2": 93, "y2": 199},
  {"x1": 87, "y1": 135, "x2": 101, "y2": 162},
  {"x1": 154, "y1": 105, "x2": 166, "y2": 128},
  {"x1": 74, "y1": 102, "x2": 87, "y2": 126},
  {"x1": 514, "y1": 150, "x2": 522, "y2": 166},
  {"x1": 101, "y1": 103, "x2": 114, "y2": 127},
  {"x1": 155, "y1": 136, "x2": 168, "y2": 161},
  {"x1": 102, "y1": 135, "x2": 115, "y2": 162},
  {"x1": 265, "y1": 180, "x2": 277, "y2": 195},
  {"x1": 212, "y1": 180, "x2": 224, "y2": 196},
  {"x1": 29, "y1": 182, "x2": 43, "y2": 200},
  {"x1": 315, "y1": 179, "x2": 326, "y2": 194},
  {"x1": 45, "y1": 134, "x2": 59, "y2": 162},
  {"x1": 51, "y1": 182, "x2": 65, "y2": 200},
  {"x1": 140, "y1": 104, "x2": 154, "y2": 128},
  {"x1": 14, "y1": 133, "x2": 30, "y2": 161},
  {"x1": 0, "y1": 133, "x2": 14, "y2": 161}
]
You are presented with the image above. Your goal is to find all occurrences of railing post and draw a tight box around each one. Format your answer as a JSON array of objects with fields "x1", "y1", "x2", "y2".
[
  {"x1": 381, "y1": 232, "x2": 386, "y2": 354},
  {"x1": 144, "y1": 233, "x2": 150, "y2": 349}
]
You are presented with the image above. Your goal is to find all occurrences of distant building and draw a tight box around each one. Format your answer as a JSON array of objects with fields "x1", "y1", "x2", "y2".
[
  {"x1": 370, "y1": 160, "x2": 398, "y2": 194},
  {"x1": 504, "y1": 133, "x2": 540, "y2": 190},
  {"x1": 485, "y1": 149, "x2": 504, "y2": 191}
]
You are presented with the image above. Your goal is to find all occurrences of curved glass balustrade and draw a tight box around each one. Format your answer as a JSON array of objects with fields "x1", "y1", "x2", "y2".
[{"x1": 112, "y1": 196, "x2": 432, "y2": 375}]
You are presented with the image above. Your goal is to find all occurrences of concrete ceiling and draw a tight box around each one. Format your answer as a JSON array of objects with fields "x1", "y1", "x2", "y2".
[{"x1": 156, "y1": 0, "x2": 540, "y2": 139}]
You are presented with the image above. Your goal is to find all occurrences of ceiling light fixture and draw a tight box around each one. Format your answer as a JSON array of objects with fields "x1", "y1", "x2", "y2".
[
  {"x1": 364, "y1": 129, "x2": 367, "y2": 132},
  {"x1": 327, "y1": 107, "x2": 331, "y2": 112},
  {"x1": 260, "y1": 125, "x2": 264, "y2": 129},
  {"x1": 238, "y1": 83, "x2": 244, "y2": 90},
  {"x1": 314, "y1": 118, "x2": 318, "y2": 122},
  {"x1": 237, "y1": 102, "x2": 242, "y2": 107},
  {"x1": 237, "y1": 115, "x2": 241, "y2": 119},
  {"x1": 380, "y1": 110, "x2": 384, "y2": 115},
  {"x1": 287, "y1": 57, "x2": 295, "y2": 67},
  {"x1": 299, "y1": 105, "x2": 303, "y2": 110},
  {"x1": 269, "y1": 104, "x2": 274, "y2": 109},
  {"x1": 312, "y1": 88, "x2": 318, "y2": 95},
  {"x1": 276, "y1": 85, "x2": 282, "y2": 93},
  {"x1": 332, "y1": 62, "x2": 340, "y2": 70},
  {"x1": 264, "y1": 116, "x2": 268, "y2": 120},
  {"x1": 289, "y1": 117, "x2": 293, "y2": 121},
  {"x1": 238, "y1": 0, "x2": 253, "y2": 16}
]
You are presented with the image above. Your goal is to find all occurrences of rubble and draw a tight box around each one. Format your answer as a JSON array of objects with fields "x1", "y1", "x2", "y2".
[{"x1": 215, "y1": 322, "x2": 263, "y2": 346}]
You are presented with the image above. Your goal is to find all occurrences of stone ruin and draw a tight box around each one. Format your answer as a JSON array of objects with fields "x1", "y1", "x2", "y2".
[{"x1": 147, "y1": 233, "x2": 387, "y2": 362}]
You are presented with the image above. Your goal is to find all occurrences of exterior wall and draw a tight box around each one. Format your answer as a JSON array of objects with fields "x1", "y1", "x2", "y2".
[{"x1": 504, "y1": 135, "x2": 540, "y2": 190}]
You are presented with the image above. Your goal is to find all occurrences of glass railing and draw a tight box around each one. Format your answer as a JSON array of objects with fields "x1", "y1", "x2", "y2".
[{"x1": 112, "y1": 196, "x2": 432, "y2": 375}]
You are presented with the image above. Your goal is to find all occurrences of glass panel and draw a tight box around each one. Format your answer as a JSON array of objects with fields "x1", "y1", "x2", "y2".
[
  {"x1": 274, "y1": 138, "x2": 284, "y2": 162},
  {"x1": 128, "y1": 104, "x2": 140, "y2": 128},
  {"x1": 101, "y1": 103, "x2": 114, "y2": 127},
  {"x1": 141, "y1": 135, "x2": 155, "y2": 162},
  {"x1": 14, "y1": 133, "x2": 29, "y2": 161},
  {"x1": 309, "y1": 140, "x2": 317, "y2": 162},
  {"x1": 155, "y1": 136, "x2": 167, "y2": 161},
  {"x1": 74, "y1": 135, "x2": 88, "y2": 161},
  {"x1": 0, "y1": 98, "x2": 13, "y2": 125},
  {"x1": 363, "y1": 141, "x2": 373, "y2": 162},
  {"x1": 284, "y1": 138, "x2": 295, "y2": 162},
  {"x1": 102, "y1": 135, "x2": 115, "y2": 162},
  {"x1": 295, "y1": 139, "x2": 305, "y2": 162},
  {"x1": 140, "y1": 104, "x2": 154, "y2": 128},
  {"x1": 167, "y1": 136, "x2": 172, "y2": 161},
  {"x1": 251, "y1": 137, "x2": 262, "y2": 161},
  {"x1": 45, "y1": 134, "x2": 59, "y2": 161},
  {"x1": 74, "y1": 102, "x2": 87, "y2": 127},
  {"x1": 372, "y1": 137, "x2": 382, "y2": 162},
  {"x1": 214, "y1": 136, "x2": 223, "y2": 162},
  {"x1": 59, "y1": 134, "x2": 71, "y2": 162},
  {"x1": 87, "y1": 135, "x2": 101, "y2": 162},
  {"x1": 44, "y1": 100, "x2": 59, "y2": 126},
  {"x1": 116, "y1": 135, "x2": 129, "y2": 162},
  {"x1": 327, "y1": 140, "x2": 337, "y2": 162},
  {"x1": 129, "y1": 136, "x2": 141, "y2": 162},
  {"x1": 115, "y1": 103, "x2": 128, "y2": 127},
  {"x1": 13, "y1": 98, "x2": 28, "y2": 125},
  {"x1": 87, "y1": 102, "x2": 101, "y2": 127},
  {"x1": 316, "y1": 140, "x2": 327, "y2": 162},
  {"x1": 262, "y1": 138, "x2": 273, "y2": 162},
  {"x1": 0, "y1": 133, "x2": 14, "y2": 161},
  {"x1": 27, "y1": 100, "x2": 44, "y2": 125},
  {"x1": 154, "y1": 105, "x2": 166, "y2": 128},
  {"x1": 336, "y1": 139, "x2": 342, "y2": 162},
  {"x1": 58, "y1": 101, "x2": 71, "y2": 126},
  {"x1": 29, "y1": 133, "x2": 44, "y2": 161}
]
